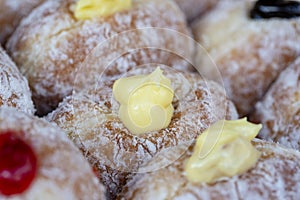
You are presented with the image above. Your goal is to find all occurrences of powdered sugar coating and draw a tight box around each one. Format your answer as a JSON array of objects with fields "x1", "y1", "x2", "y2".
[
  {"x1": 6, "y1": 0, "x2": 194, "y2": 116},
  {"x1": 252, "y1": 58, "x2": 300, "y2": 150},
  {"x1": 0, "y1": 46, "x2": 34, "y2": 114},
  {"x1": 192, "y1": 0, "x2": 300, "y2": 116},
  {"x1": 0, "y1": 0, "x2": 44, "y2": 44},
  {"x1": 119, "y1": 139, "x2": 300, "y2": 200},
  {"x1": 0, "y1": 108, "x2": 105, "y2": 200},
  {"x1": 46, "y1": 65, "x2": 238, "y2": 199}
]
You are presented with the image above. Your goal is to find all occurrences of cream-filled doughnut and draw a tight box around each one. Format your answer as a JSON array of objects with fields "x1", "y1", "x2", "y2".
[
  {"x1": 251, "y1": 58, "x2": 300, "y2": 151},
  {"x1": 0, "y1": 108, "x2": 106, "y2": 199},
  {"x1": 6, "y1": 0, "x2": 194, "y2": 116},
  {"x1": 46, "y1": 65, "x2": 238, "y2": 199},
  {"x1": 0, "y1": 45, "x2": 34, "y2": 114},
  {"x1": 119, "y1": 120, "x2": 300, "y2": 200},
  {"x1": 192, "y1": 0, "x2": 300, "y2": 116}
]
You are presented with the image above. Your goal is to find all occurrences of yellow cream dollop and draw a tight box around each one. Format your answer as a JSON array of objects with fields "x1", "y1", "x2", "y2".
[
  {"x1": 185, "y1": 118, "x2": 262, "y2": 183},
  {"x1": 113, "y1": 67, "x2": 174, "y2": 135},
  {"x1": 74, "y1": 0, "x2": 132, "y2": 20}
]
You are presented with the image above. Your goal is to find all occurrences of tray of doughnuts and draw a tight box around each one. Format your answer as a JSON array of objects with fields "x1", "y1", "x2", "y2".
[{"x1": 0, "y1": 0, "x2": 300, "y2": 199}]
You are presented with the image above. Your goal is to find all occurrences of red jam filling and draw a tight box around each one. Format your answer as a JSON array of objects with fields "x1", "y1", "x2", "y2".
[{"x1": 0, "y1": 131, "x2": 37, "y2": 196}]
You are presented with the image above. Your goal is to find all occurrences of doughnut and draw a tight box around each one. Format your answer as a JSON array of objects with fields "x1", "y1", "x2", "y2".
[
  {"x1": 192, "y1": 0, "x2": 300, "y2": 116},
  {"x1": 6, "y1": 0, "x2": 194, "y2": 116},
  {"x1": 0, "y1": 108, "x2": 105, "y2": 199},
  {"x1": 46, "y1": 65, "x2": 238, "y2": 199},
  {"x1": 118, "y1": 120, "x2": 300, "y2": 200},
  {"x1": 174, "y1": 0, "x2": 219, "y2": 21},
  {"x1": 251, "y1": 58, "x2": 300, "y2": 151},
  {"x1": 0, "y1": 45, "x2": 34, "y2": 114},
  {"x1": 0, "y1": 0, "x2": 44, "y2": 45}
]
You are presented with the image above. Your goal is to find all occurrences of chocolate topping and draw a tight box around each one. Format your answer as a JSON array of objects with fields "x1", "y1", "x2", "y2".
[{"x1": 250, "y1": 0, "x2": 300, "y2": 19}]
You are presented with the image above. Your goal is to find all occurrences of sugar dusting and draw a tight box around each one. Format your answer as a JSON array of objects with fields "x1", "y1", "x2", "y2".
[
  {"x1": 0, "y1": 0, "x2": 44, "y2": 44},
  {"x1": 120, "y1": 139, "x2": 300, "y2": 199},
  {"x1": 192, "y1": 0, "x2": 300, "y2": 116},
  {"x1": 6, "y1": 0, "x2": 194, "y2": 115},
  {"x1": 252, "y1": 58, "x2": 300, "y2": 151},
  {"x1": 0, "y1": 46, "x2": 35, "y2": 114},
  {"x1": 0, "y1": 108, "x2": 105, "y2": 200},
  {"x1": 46, "y1": 65, "x2": 238, "y2": 198}
]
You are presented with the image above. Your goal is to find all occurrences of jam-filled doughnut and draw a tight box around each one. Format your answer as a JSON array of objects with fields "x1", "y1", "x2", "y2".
[
  {"x1": 251, "y1": 58, "x2": 300, "y2": 151},
  {"x1": 192, "y1": 0, "x2": 300, "y2": 116},
  {"x1": 174, "y1": 0, "x2": 219, "y2": 21},
  {"x1": 6, "y1": 0, "x2": 194, "y2": 116},
  {"x1": 0, "y1": 45, "x2": 34, "y2": 114},
  {"x1": 0, "y1": 108, "x2": 106, "y2": 199},
  {"x1": 46, "y1": 65, "x2": 238, "y2": 199},
  {"x1": 118, "y1": 119, "x2": 300, "y2": 200},
  {"x1": 0, "y1": 0, "x2": 44, "y2": 45}
]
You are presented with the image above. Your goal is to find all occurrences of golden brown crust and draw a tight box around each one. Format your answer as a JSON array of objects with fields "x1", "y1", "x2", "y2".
[
  {"x1": 6, "y1": 0, "x2": 194, "y2": 116},
  {"x1": 192, "y1": 0, "x2": 300, "y2": 116},
  {"x1": 0, "y1": 45, "x2": 35, "y2": 114},
  {"x1": 251, "y1": 58, "x2": 300, "y2": 151},
  {"x1": 0, "y1": 0, "x2": 44, "y2": 45},
  {"x1": 0, "y1": 108, "x2": 106, "y2": 200},
  {"x1": 46, "y1": 65, "x2": 238, "y2": 199},
  {"x1": 119, "y1": 139, "x2": 300, "y2": 200}
]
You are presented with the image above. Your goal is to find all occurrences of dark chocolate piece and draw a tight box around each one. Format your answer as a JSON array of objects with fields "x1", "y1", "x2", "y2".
[{"x1": 250, "y1": 0, "x2": 300, "y2": 19}]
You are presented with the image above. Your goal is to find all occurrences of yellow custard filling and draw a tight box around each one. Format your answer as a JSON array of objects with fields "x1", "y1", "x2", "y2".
[
  {"x1": 185, "y1": 118, "x2": 262, "y2": 183},
  {"x1": 75, "y1": 0, "x2": 132, "y2": 20},
  {"x1": 113, "y1": 67, "x2": 174, "y2": 135}
]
